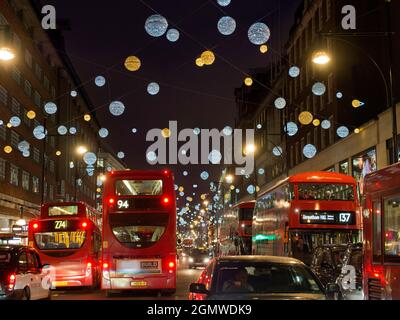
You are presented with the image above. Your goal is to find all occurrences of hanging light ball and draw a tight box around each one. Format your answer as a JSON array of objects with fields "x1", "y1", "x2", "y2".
[
  {"x1": 84, "y1": 114, "x2": 91, "y2": 122},
  {"x1": 124, "y1": 56, "x2": 141, "y2": 72},
  {"x1": 33, "y1": 126, "x2": 47, "y2": 140},
  {"x1": 193, "y1": 128, "x2": 201, "y2": 135},
  {"x1": 146, "y1": 151, "x2": 157, "y2": 162},
  {"x1": 312, "y1": 82, "x2": 326, "y2": 96},
  {"x1": 70, "y1": 90, "x2": 77, "y2": 97},
  {"x1": 352, "y1": 99, "x2": 364, "y2": 108},
  {"x1": 247, "y1": 185, "x2": 256, "y2": 195},
  {"x1": 217, "y1": 0, "x2": 231, "y2": 7},
  {"x1": 6, "y1": 123, "x2": 11, "y2": 128},
  {"x1": 299, "y1": 111, "x2": 314, "y2": 125},
  {"x1": 9, "y1": 116, "x2": 21, "y2": 127},
  {"x1": 69, "y1": 127, "x2": 77, "y2": 135},
  {"x1": 321, "y1": 120, "x2": 331, "y2": 130},
  {"x1": 244, "y1": 77, "x2": 253, "y2": 86},
  {"x1": 289, "y1": 66, "x2": 300, "y2": 78},
  {"x1": 274, "y1": 97, "x2": 286, "y2": 110},
  {"x1": 145, "y1": 14, "x2": 168, "y2": 37},
  {"x1": 223, "y1": 126, "x2": 233, "y2": 136},
  {"x1": 166, "y1": 28, "x2": 180, "y2": 42},
  {"x1": 4, "y1": 146, "x2": 13, "y2": 154},
  {"x1": 147, "y1": 82, "x2": 160, "y2": 96},
  {"x1": 109, "y1": 101, "x2": 125, "y2": 116},
  {"x1": 354, "y1": 128, "x2": 361, "y2": 134},
  {"x1": 200, "y1": 171, "x2": 209, "y2": 181},
  {"x1": 337, "y1": 126, "x2": 350, "y2": 138},
  {"x1": 117, "y1": 152, "x2": 125, "y2": 159},
  {"x1": 303, "y1": 144, "x2": 317, "y2": 159},
  {"x1": 258, "y1": 168, "x2": 265, "y2": 175},
  {"x1": 272, "y1": 146, "x2": 283, "y2": 157},
  {"x1": 44, "y1": 102, "x2": 57, "y2": 115},
  {"x1": 208, "y1": 150, "x2": 222, "y2": 164},
  {"x1": 313, "y1": 119, "x2": 321, "y2": 127},
  {"x1": 161, "y1": 128, "x2": 171, "y2": 138},
  {"x1": 22, "y1": 151, "x2": 30, "y2": 158},
  {"x1": 57, "y1": 126, "x2": 68, "y2": 135},
  {"x1": 132, "y1": 128, "x2": 138, "y2": 134},
  {"x1": 217, "y1": 16, "x2": 236, "y2": 36},
  {"x1": 195, "y1": 57, "x2": 204, "y2": 67},
  {"x1": 260, "y1": 44, "x2": 268, "y2": 54},
  {"x1": 56, "y1": 151, "x2": 62, "y2": 157},
  {"x1": 336, "y1": 92, "x2": 343, "y2": 99},
  {"x1": 95, "y1": 76, "x2": 106, "y2": 87},
  {"x1": 83, "y1": 152, "x2": 97, "y2": 166},
  {"x1": 284, "y1": 122, "x2": 299, "y2": 136},
  {"x1": 201, "y1": 50, "x2": 215, "y2": 65},
  {"x1": 248, "y1": 22, "x2": 270, "y2": 45},
  {"x1": 18, "y1": 141, "x2": 30, "y2": 152},
  {"x1": 27, "y1": 110, "x2": 36, "y2": 120},
  {"x1": 99, "y1": 128, "x2": 109, "y2": 138}
]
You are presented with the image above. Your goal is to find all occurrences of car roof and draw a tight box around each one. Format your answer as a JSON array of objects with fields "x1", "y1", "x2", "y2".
[{"x1": 216, "y1": 256, "x2": 305, "y2": 265}]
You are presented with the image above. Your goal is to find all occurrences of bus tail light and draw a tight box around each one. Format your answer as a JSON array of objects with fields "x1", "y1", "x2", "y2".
[
  {"x1": 162, "y1": 197, "x2": 170, "y2": 205},
  {"x1": 32, "y1": 222, "x2": 39, "y2": 231},
  {"x1": 108, "y1": 197, "x2": 115, "y2": 207},
  {"x1": 168, "y1": 261, "x2": 176, "y2": 270},
  {"x1": 81, "y1": 221, "x2": 89, "y2": 229},
  {"x1": 102, "y1": 262, "x2": 110, "y2": 280},
  {"x1": 86, "y1": 262, "x2": 92, "y2": 277},
  {"x1": 7, "y1": 273, "x2": 16, "y2": 291}
]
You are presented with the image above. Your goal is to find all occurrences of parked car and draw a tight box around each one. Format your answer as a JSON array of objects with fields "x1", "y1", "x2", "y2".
[
  {"x1": 188, "y1": 248, "x2": 212, "y2": 269},
  {"x1": 0, "y1": 245, "x2": 51, "y2": 300},
  {"x1": 189, "y1": 256, "x2": 338, "y2": 300},
  {"x1": 311, "y1": 243, "x2": 363, "y2": 300}
]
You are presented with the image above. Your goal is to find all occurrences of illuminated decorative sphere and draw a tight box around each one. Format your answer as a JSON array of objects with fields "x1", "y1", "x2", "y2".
[
  {"x1": 272, "y1": 146, "x2": 283, "y2": 157},
  {"x1": 193, "y1": 128, "x2": 201, "y2": 135},
  {"x1": 274, "y1": 97, "x2": 286, "y2": 110},
  {"x1": 147, "y1": 151, "x2": 157, "y2": 162},
  {"x1": 289, "y1": 66, "x2": 300, "y2": 78},
  {"x1": 337, "y1": 126, "x2": 350, "y2": 138},
  {"x1": 57, "y1": 126, "x2": 68, "y2": 135},
  {"x1": 299, "y1": 111, "x2": 314, "y2": 125},
  {"x1": 174, "y1": 185, "x2": 179, "y2": 191},
  {"x1": 284, "y1": 122, "x2": 298, "y2": 136},
  {"x1": 124, "y1": 56, "x2": 141, "y2": 72},
  {"x1": 9, "y1": 116, "x2": 21, "y2": 127},
  {"x1": 0, "y1": 120, "x2": 3, "y2": 126},
  {"x1": 208, "y1": 150, "x2": 222, "y2": 164},
  {"x1": 200, "y1": 171, "x2": 209, "y2": 181},
  {"x1": 247, "y1": 185, "x2": 256, "y2": 195},
  {"x1": 4, "y1": 146, "x2": 12, "y2": 154},
  {"x1": 33, "y1": 126, "x2": 47, "y2": 140},
  {"x1": 201, "y1": 51, "x2": 215, "y2": 65},
  {"x1": 303, "y1": 144, "x2": 317, "y2": 159},
  {"x1": 179, "y1": 186, "x2": 185, "y2": 193},
  {"x1": 336, "y1": 92, "x2": 343, "y2": 99},
  {"x1": 109, "y1": 101, "x2": 125, "y2": 116},
  {"x1": 195, "y1": 57, "x2": 204, "y2": 67},
  {"x1": 217, "y1": 16, "x2": 236, "y2": 36},
  {"x1": 183, "y1": 171, "x2": 188, "y2": 177},
  {"x1": 145, "y1": 14, "x2": 168, "y2": 37},
  {"x1": 260, "y1": 44, "x2": 268, "y2": 54},
  {"x1": 321, "y1": 120, "x2": 331, "y2": 130},
  {"x1": 244, "y1": 77, "x2": 253, "y2": 86},
  {"x1": 69, "y1": 127, "x2": 77, "y2": 135},
  {"x1": 257, "y1": 124, "x2": 262, "y2": 130},
  {"x1": 352, "y1": 100, "x2": 364, "y2": 108},
  {"x1": 248, "y1": 22, "x2": 270, "y2": 45},
  {"x1": 18, "y1": 141, "x2": 30, "y2": 152},
  {"x1": 117, "y1": 152, "x2": 125, "y2": 159},
  {"x1": 56, "y1": 151, "x2": 62, "y2": 156},
  {"x1": 313, "y1": 119, "x2": 321, "y2": 127},
  {"x1": 95, "y1": 76, "x2": 106, "y2": 87},
  {"x1": 223, "y1": 126, "x2": 233, "y2": 136},
  {"x1": 166, "y1": 28, "x2": 180, "y2": 42},
  {"x1": 258, "y1": 168, "x2": 265, "y2": 175},
  {"x1": 6, "y1": 123, "x2": 11, "y2": 128},
  {"x1": 44, "y1": 102, "x2": 57, "y2": 115},
  {"x1": 27, "y1": 111, "x2": 36, "y2": 120},
  {"x1": 217, "y1": 0, "x2": 231, "y2": 6},
  {"x1": 99, "y1": 128, "x2": 109, "y2": 138},
  {"x1": 147, "y1": 82, "x2": 160, "y2": 95},
  {"x1": 312, "y1": 82, "x2": 326, "y2": 96},
  {"x1": 83, "y1": 152, "x2": 97, "y2": 166},
  {"x1": 84, "y1": 114, "x2": 91, "y2": 122},
  {"x1": 354, "y1": 128, "x2": 361, "y2": 134},
  {"x1": 161, "y1": 128, "x2": 171, "y2": 138},
  {"x1": 70, "y1": 90, "x2": 77, "y2": 97},
  {"x1": 22, "y1": 151, "x2": 30, "y2": 158}
]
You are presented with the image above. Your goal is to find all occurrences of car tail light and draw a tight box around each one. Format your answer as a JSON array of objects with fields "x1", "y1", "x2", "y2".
[{"x1": 7, "y1": 273, "x2": 16, "y2": 290}]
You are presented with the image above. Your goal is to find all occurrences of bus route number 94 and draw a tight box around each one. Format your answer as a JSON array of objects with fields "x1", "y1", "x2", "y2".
[{"x1": 117, "y1": 200, "x2": 129, "y2": 210}]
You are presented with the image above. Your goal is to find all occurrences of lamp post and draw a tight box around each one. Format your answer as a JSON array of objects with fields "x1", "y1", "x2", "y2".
[{"x1": 312, "y1": 24, "x2": 398, "y2": 163}]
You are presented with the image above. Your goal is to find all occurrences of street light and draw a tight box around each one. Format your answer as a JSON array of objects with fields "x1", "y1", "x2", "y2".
[
  {"x1": 225, "y1": 174, "x2": 234, "y2": 184},
  {"x1": 0, "y1": 26, "x2": 15, "y2": 62},
  {"x1": 76, "y1": 145, "x2": 88, "y2": 155},
  {"x1": 244, "y1": 143, "x2": 256, "y2": 156},
  {"x1": 311, "y1": 50, "x2": 331, "y2": 65}
]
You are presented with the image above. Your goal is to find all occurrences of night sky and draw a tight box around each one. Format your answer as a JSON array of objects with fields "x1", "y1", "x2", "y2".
[{"x1": 39, "y1": 0, "x2": 301, "y2": 205}]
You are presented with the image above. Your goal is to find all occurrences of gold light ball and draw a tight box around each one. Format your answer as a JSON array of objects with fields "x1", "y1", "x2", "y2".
[
  {"x1": 195, "y1": 57, "x2": 204, "y2": 67},
  {"x1": 6, "y1": 123, "x2": 12, "y2": 128},
  {"x1": 299, "y1": 111, "x2": 314, "y2": 125},
  {"x1": 313, "y1": 119, "x2": 321, "y2": 127},
  {"x1": 260, "y1": 45, "x2": 268, "y2": 54},
  {"x1": 161, "y1": 128, "x2": 171, "y2": 139},
  {"x1": 244, "y1": 77, "x2": 253, "y2": 87},
  {"x1": 4, "y1": 146, "x2": 12, "y2": 154},
  {"x1": 27, "y1": 111, "x2": 36, "y2": 120},
  {"x1": 56, "y1": 151, "x2": 62, "y2": 156},
  {"x1": 354, "y1": 128, "x2": 361, "y2": 134},
  {"x1": 352, "y1": 99, "x2": 362, "y2": 108},
  {"x1": 200, "y1": 50, "x2": 215, "y2": 65},
  {"x1": 124, "y1": 55, "x2": 141, "y2": 72}
]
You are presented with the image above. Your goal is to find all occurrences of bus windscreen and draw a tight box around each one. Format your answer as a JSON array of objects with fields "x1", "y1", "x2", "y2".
[
  {"x1": 298, "y1": 184, "x2": 355, "y2": 201},
  {"x1": 115, "y1": 180, "x2": 163, "y2": 196}
]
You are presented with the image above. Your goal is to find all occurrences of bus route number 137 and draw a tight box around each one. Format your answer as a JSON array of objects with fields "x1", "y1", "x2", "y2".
[
  {"x1": 117, "y1": 200, "x2": 129, "y2": 209},
  {"x1": 339, "y1": 213, "x2": 351, "y2": 223}
]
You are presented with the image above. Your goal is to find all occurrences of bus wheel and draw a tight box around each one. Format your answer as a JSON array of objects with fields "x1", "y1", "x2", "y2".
[
  {"x1": 105, "y1": 290, "x2": 115, "y2": 298},
  {"x1": 162, "y1": 289, "x2": 176, "y2": 296}
]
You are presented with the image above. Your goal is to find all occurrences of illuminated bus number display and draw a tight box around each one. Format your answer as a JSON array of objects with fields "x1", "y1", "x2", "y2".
[
  {"x1": 117, "y1": 200, "x2": 129, "y2": 209},
  {"x1": 300, "y1": 211, "x2": 355, "y2": 225},
  {"x1": 54, "y1": 220, "x2": 68, "y2": 230}
]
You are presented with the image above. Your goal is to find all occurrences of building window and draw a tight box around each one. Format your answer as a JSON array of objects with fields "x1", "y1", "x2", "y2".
[
  {"x1": 0, "y1": 126, "x2": 6, "y2": 141},
  {"x1": 34, "y1": 91, "x2": 41, "y2": 107},
  {"x1": 51, "y1": 86, "x2": 56, "y2": 99},
  {"x1": 35, "y1": 64, "x2": 42, "y2": 80},
  {"x1": 328, "y1": 73, "x2": 333, "y2": 104},
  {"x1": 23, "y1": 108, "x2": 30, "y2": 127},
  {"x1": 12, "y1": 67, "x2": 21, "y2": 85},
  {"x1": 49, "y1": 160, "x2": 55, "y2": 173},
  {"x1": 49, "y1": 185, "x2": 54, "y2": 200},
  {"x1": 13, "y1": 33, "x2": 21, "y2": 52},
  {"x1": 384, "y1": 196, "x2": 400, "y2": 262},
  {"x1": 24, "y1": 80, "x2": 32, "y2": 97},
  {"x1": 339, "y1": 160, "x2": 349, "y2": 175},
  {"x1": 33, "y1": 147, "x2": 40, "y2": 163},
  {"x1": 11, "y1": 97, "x2": 20, "y2": 115},
  {"x1": 327, "y1": 0, "x2": 332, "y2": 20},
  {"x1": 25, "y1": 49, "x2": 32, "y2": 68},
  {"x1": 22, "y1": 171, "x2": 30, "y2": 191},
  {"x1": 10, "y1": 165, "x2": 19, "y2": 187},
  {"x1": 32, "y1": 176, "x2": 40, "y2": 193},
  {"x1": 10, "y1": 131, "x2": 19, "y2": 148},
  {"x1": 44, "y1": 76, "x2": 50, "y2": 91},
  {"x1": 0, "y1": 158, "x2": 5, "y2": 180},
  {"x1": 352, "y1": 148, "x2": 377, "y2": 197},
  {"x1": 0, "y1": 85, "x2": 7, "y2": 105}
]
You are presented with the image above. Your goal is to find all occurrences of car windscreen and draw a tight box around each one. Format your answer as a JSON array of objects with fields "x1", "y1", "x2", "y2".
[
  {"x1": 34, "y1": 231, "x2": 86, "y2": 250},
  {"x1": 216, "y1": 262, "x2": 323, "y2": 295},
  {"x1": 110, "y1": 213, "x2": 168, "y2": 248}
]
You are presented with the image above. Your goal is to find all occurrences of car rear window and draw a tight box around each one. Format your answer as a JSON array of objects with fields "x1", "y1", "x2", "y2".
[{"x1": 0, "y1": 251, "x2": 11, "y2": 265}]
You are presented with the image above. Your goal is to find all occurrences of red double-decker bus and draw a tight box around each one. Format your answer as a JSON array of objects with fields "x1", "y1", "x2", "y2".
[
  {"x1": 101, "y1": 170, "x2": 177, "y2": 295},
  {"x1": 28, "y1": 202, "x2": 102, "y2": 289},
  {"x1": 363, "y1": 162, "x2": 400, "y2": 300},
  {"x1": 253, "y1": 172, "x2": 362, "y2": 265},
  {"x1": 219, "y1": 201, "x2": 255, "y2": 256}
]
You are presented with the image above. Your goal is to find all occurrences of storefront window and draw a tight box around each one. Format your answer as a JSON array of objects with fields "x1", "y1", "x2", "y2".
[
  {"x1": 339, "y1": 161, "x2": 349, "y2": 175},
  {"x1": 384, "y1": 196, "x2": 400, "y2": 262},
  {"x1": 352, "y1": 148, "x2": 377, "y2": 197},
  {"x1": 386, "y1": 136, "x2": 400, "y2": 165}
]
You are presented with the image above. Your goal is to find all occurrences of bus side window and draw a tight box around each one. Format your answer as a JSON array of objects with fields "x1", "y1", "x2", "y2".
[{"x1": 372, "y1": 201, "x2": 382, "y2": 262}]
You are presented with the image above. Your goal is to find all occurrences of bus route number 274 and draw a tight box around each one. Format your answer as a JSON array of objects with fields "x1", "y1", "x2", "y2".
[{"x1": 117, "y1": 200, "x2": 129, "y2": 210}]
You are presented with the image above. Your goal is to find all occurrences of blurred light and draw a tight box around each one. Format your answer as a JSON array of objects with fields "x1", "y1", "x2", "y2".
[
  {"x1": 56, "y1": 151, "x2": 62, "y2": 157},
  {"x1": 76, "y1": 146, "x2": 88, "y2": 155},
  {"x1": 0, "y1": 47, "x2": 15, "y2": 61},
  {"x1": 244, "y1": 77, "x2": 253, "y2": 87},
  {"x1": 312, "y1": 51, "x2": 331, "y2": 65}
]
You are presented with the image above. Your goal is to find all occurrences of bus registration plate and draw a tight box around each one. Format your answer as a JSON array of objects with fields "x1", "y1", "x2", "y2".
[{"x1": 131, "y1": 281, "x2": 147, "y2": 287}]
